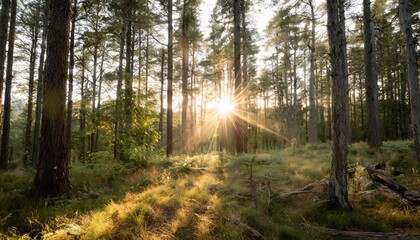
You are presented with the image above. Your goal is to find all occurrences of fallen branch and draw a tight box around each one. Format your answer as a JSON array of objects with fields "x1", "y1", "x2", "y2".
[
  {"x1": 324, "y1": 228, "x2": 420, "y2": 240},
  {"x1": 233, "y1": 219, "x2": 264, "y2": 240},
  {"x1": 364, "y1": 164, "x2": 420, "y2": 206}
]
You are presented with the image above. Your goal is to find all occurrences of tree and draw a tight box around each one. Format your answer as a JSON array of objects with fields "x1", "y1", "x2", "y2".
[
  {"x1": 67, "y1": 0, "x2": 78, "y2": 153},
  {"x1": 327, "y1": 0, "x2": 351, "y2": 209},
  {"x1": 363, "y1": 0, "x2": 382, "y2": 148},
  {"x1": 233, "y1": 0, "x2": 244, "y2": 153},
  {"x1": 34, "y1": 0, "x2": 71, "y2": 197},
  {"x1": 0, "y1": 0, "x2": 16, "y2": 169},
  {"x1": 166, "y1": 0, "x2": 174, "y2": 157},
  {"x1": 399, "y1": 0, "x2": 420, "y2": 161},
  {"x1": 181, "y1": 0, "x2": 190, "y2": 153},
  {"x1": 307, "y1": 0, "x2": 319, "y2": 145},
  {"x1": 0, "y1": 0, "x2": 11, "y2": 121}
]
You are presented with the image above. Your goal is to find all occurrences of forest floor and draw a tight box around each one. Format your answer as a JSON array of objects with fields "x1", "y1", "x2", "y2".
[{"x1": 0, "y1": 141, "x2": 419, "y2": 239}]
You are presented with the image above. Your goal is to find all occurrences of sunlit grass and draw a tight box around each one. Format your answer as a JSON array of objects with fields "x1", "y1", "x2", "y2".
[{"x1": 1, "y1": 141, "x2": 419, "y2": 239}]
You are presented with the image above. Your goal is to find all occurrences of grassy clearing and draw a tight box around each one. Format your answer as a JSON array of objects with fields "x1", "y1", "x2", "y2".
[{"x1": 0, "y1": 141, "x2": 419, "y2": 239}]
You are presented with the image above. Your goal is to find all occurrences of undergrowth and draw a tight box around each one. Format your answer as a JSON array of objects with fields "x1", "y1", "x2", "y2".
[{"x1": 0, "y1": 141, "x2": 419, "y2": 239}]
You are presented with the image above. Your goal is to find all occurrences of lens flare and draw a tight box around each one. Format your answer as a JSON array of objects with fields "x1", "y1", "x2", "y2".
[{"x1": 218, "y1": 99, "x2": 234, "y2": 115}]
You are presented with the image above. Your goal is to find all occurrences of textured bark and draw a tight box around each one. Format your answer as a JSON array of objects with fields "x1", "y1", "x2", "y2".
[
  {"x1": 233, "y1": 0, "x2": 244, "y2": 153},
  {"x1": 166, "y1": 0, "x2": 174, "y2": 157},
  {"x1": 363, "y1": 0, "x2": 382, "y2": 149},
  {"x1": 24, "y1": 20, "x2": 39, "y2": 166},
  {"x1": 67, "y1": 0, "x2": 77, "y2": 155},
  {"x1": 241, "y1": 1, "x2": 249, "y2": 153},
  {"x1": 0, "y1": 0, "x2": 11, "y2": 120},
  {"x1": 34, "y1": 0, "x2": 71, "y2": 197},
  {"x1": 0, "y1": 0, "x2": 16, "y2": 169},
  {"x1": 308, "y1": 0, "x2": 319, "y2": 146},
  {"x1": 32, "y1": 0, "x2": 47, "y2": 167},
  {"x1": 399, "y1": 0, "x2": 420, "y2": 161},
  {"x1": 327, "y1": 0, "x2": 351, "y2": 209},
  {"x1": 181, "y1": 0, "x2": 189, "y2": 153}
]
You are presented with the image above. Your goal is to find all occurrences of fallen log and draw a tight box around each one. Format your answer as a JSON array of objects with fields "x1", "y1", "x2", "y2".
[
  {"x1": 324, "y1": 228, "x2": 420, "y2": 240},
  {"x1": 364, "y1": 164, "x2": 420, "y2": 206},
  {"x1": 233, "y1": 219, "x2": 264, "y2": 240}
]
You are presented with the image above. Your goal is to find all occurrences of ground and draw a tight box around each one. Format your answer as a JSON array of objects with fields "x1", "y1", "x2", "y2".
[{"x1": 0, "y1": 141, "x2": 419, "y2": 239}]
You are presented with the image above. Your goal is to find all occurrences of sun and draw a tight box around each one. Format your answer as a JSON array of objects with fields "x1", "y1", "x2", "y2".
[{"x1": 218, "y1": 99, "x2": 234, "y2": 115}]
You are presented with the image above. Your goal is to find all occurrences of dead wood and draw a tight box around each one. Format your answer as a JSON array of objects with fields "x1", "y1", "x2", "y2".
[
  {"x1": 324, "y1": 228, "x2": 420, "y2": 240},
  {"x1": 364, "y1": 164, "x2": 420, "y2": 206},
  {"x1": 233, "y1": 219, "x2": 264, "y2": 240}
]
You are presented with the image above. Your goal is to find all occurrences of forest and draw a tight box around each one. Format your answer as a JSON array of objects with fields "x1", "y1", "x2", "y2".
[{"x1": 0, "y1": 0, "x2": 419, "y2": 239}]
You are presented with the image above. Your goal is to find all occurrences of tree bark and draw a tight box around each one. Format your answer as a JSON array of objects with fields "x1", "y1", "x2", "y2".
[
  {"x1": 0, "y1": 0, "x2": 11, "y2": 120},
  {"x1": 181, "y1": 0, "x2": 189, "y2": 154},
  {"x1": 233, "y1": 0, "x2": 244, "y2": 153},
  {"x1": 399, "y1": 0, "x2": 420, "y2": 161},
  {"x1": 308, "y1": 0, "x2": 319, "y2": 146},
  {"x1": 79, "y1": 49, "x2": 86, "y2": 161},
  {"x1": 124, "y1": 17, "x2": 133, "y2": 132},
  {"x1": 159, "y1": 49, "x2": 165, "y2": 149},
  {"x1": 66, "y1": 0, "x2": 77, "y2": 157},
  {"x1": 0, "y1": 0, "x2": 16, "y2": 169},
  {"x1": 327, "y1": 0, "x2": 351, "y2": 209},
  {"x1": 364, "y1": 0, "x2": 382, "y2": 149},
  {"x1": 114, "y1": 21, "x2": 126, "y2": 161},
  {"x1": 166, "y1": 0, "x2": 174, "y2": 157},
  {"x1": 34, "y1": 0, "x2": 71, "y2": 197}
]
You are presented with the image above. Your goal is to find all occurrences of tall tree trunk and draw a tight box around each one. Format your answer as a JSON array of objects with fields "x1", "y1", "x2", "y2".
[
  {"x1": 159, "y1": 49, "x2": 165, "y2": 149},
  {"x1": 95, "y1": 47, "x2": 105, "y2": 148},
  {"x1": 145, "y1": 28, "x2": 149, "y2": 99},
  {"x1": 34, "y1": 0, "x2": 71, "y2": 197},
  {"x1": 327, "y1": 0, "x2": 351, "y2": 209},
  {"x1": 114, "y1": 21, "x2": 126, "y2": 161},
  {"x1": 308, "y1": 0, "x2": 319, "y2": 145},
  {"x1": 32, "y1": 0, "x2": 47, "y2": 167},
  {"x1": 364, "y1": 0, "x2": 382, "y2": 148},
  {"x1": 124, "y1": 17, "x2": 133, "y2": 132},
  {"x1": 67, "y1": 0, "x2": 77, "y2": 158},
  {"x1": 0, "y1": 0, "x2": 11, "y2": 120},
  {"x1": 79, "y1": 50, "x2": 86, "y2": 161},
  {"x1": 24, "y1": 24, "x2": 39, "y2": 165},
  {"x1": 166, "y1": 0, "x2": 174, "y2": 157},
  {"x1": 241, "y1": 1, "x2": 249, "y2": 153},
  {"x1": 0, "y1": 0, "x2": 16, "y2": 169},
  {"x1": 181, "y1": 0, "x2": 189, "y2": 154},
  {"x1": 233, "y1": 0, "x2": 244, "y2": 153},
  {"x1": 399, "y1": 0, "x2": 420, "y2": 161},
  {"x1": 90, "y1": 44, "x2": 98, "y2": 153},
  {"x1": 137, "y1": 29, "x2": 141, "y2": 104}
]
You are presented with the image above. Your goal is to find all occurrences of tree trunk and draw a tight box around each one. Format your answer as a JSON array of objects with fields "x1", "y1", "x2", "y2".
[
  {"x1": 166, "y1": 0, "x2": 174, "y2": 157},
  {"x1": 181, "y1": 0, "x2": 189, "y2": 154},
  {"x1": 364, "y1": 0, "x2": 382, "y2": 148},
  {"x1": 241, "y1": 1, "x2": 249, "y2": 153},
  {"x1": 34, "y1": 0, "x2": 71, "y2": 197},
  {"x1": 90, "y1": 43, "x2": 98, "y2": 153},
  {"x1": 32, "y1": 0, "x2": 47, "y2": 167},
  {"x1": 0, "y1": 0, "x2": 11, "y2": 120},
  {"x1": 308, "y1": 0, "x2": 319, "y2": 146},
  {"x1": 327, "y1": 0, "x2": 351, "y2": 209},
  {"x1": 114, "y1": 21, "x2": 125, "y2": 161},
  {"x1": 399, "y1": 0, "x2": 420, "y2": 161},
  {"x1": 79, "y1": 50, "x2": 86, "y2": 161},
  {"x1": 24, "y1": 22, "x2": 39, "y2": 166},
  {"x1": 159, "y1": 49, "x2": 165, "y2": 149},
  {"x1": 233, "y1": 0, "x2": 244, "y2": 153},
  {"x1": 0, "y1": 0, "x2": 16, "y2": 169},
  {"x1": 124, "y1": 17, "x2": 133, "y2": 132},
  {"x1": 67, "y1": 0, "x2": 77, "y2": 158}
]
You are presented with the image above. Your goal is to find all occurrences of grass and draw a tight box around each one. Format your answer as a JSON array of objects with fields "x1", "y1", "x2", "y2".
[{"x1": 0, "y1": 141, "x2": 419, "y2": 239}]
